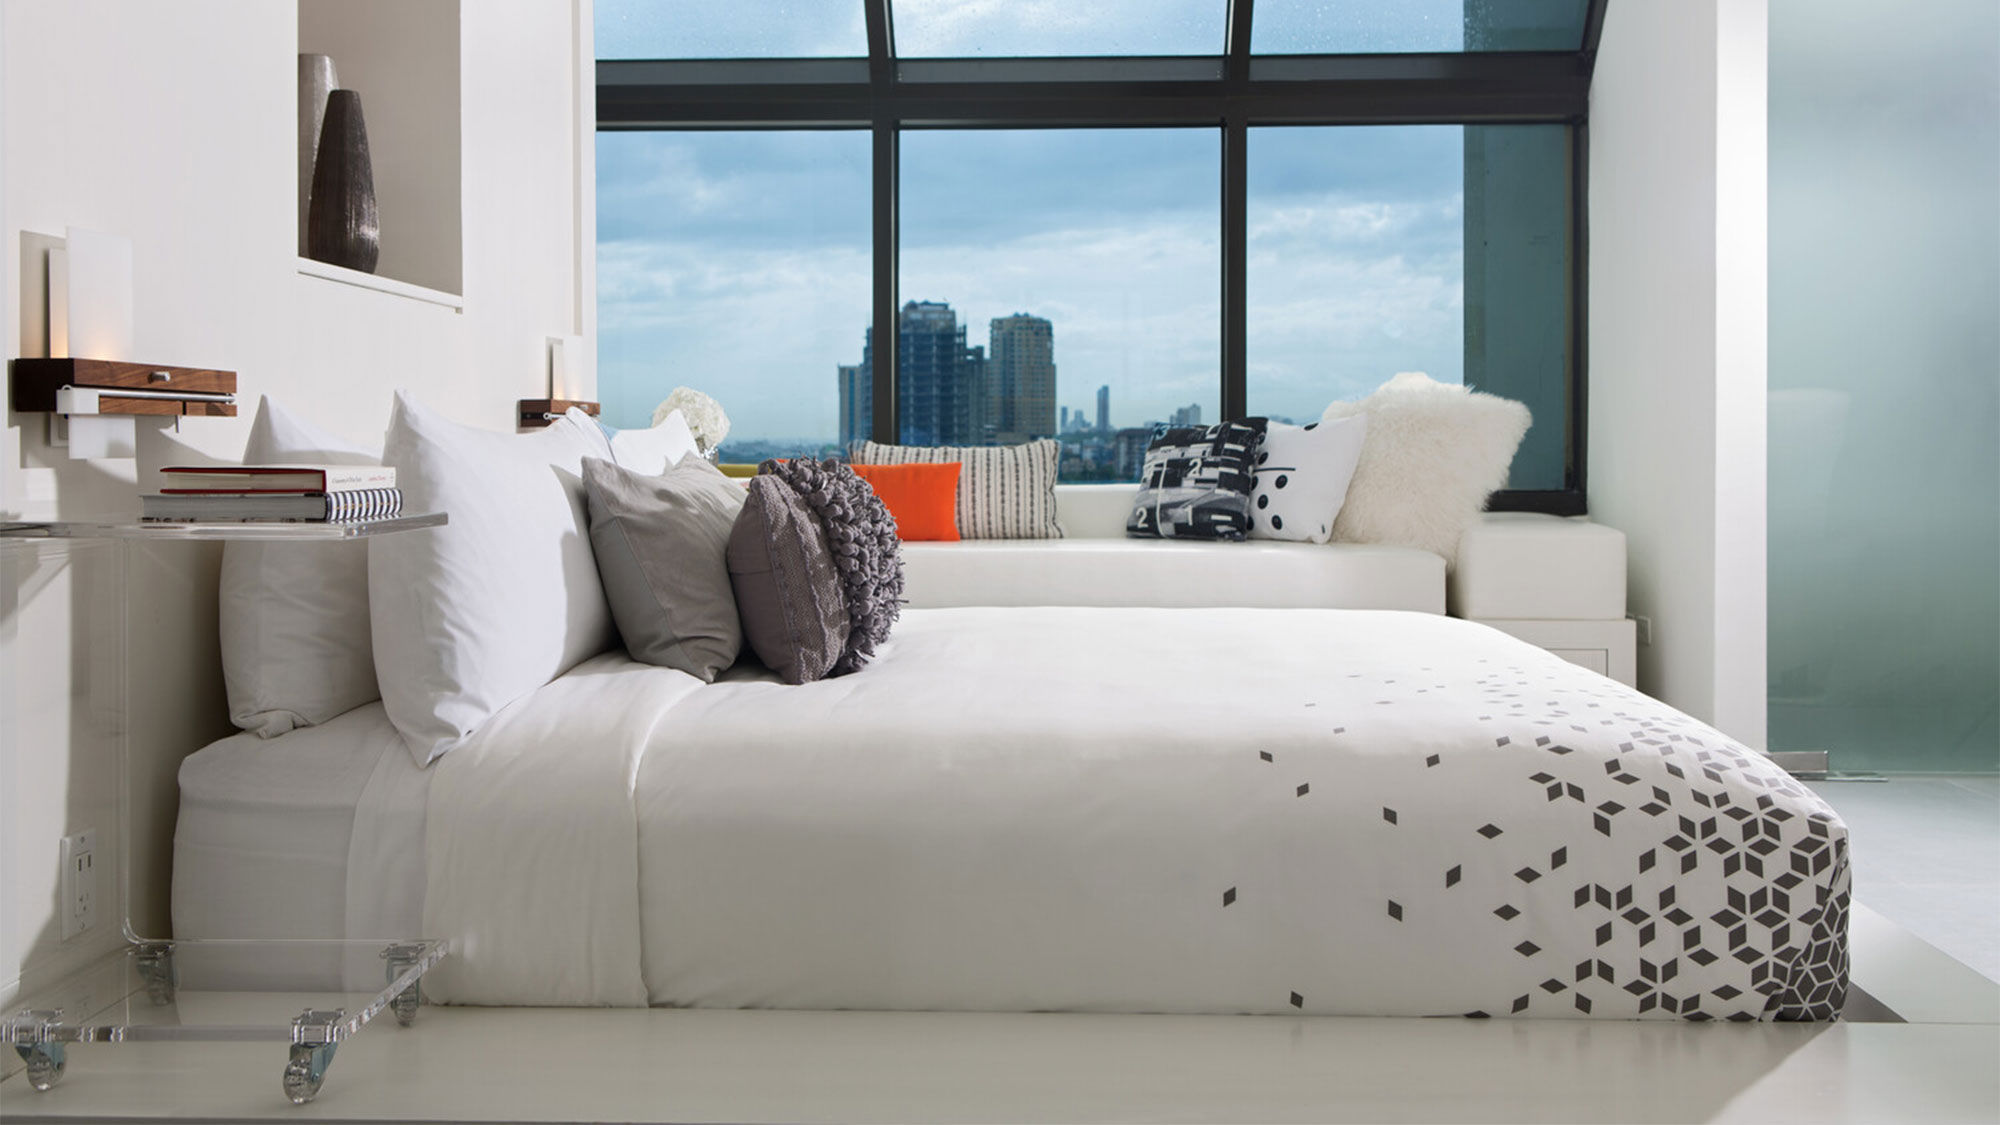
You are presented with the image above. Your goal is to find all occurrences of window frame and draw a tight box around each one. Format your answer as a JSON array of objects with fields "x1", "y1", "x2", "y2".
[{"x1": 595, "y1": 0, "x2": 1607, "y2": 514}]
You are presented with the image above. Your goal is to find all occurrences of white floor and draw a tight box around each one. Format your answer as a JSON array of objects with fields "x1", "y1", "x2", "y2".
[
  {"x1": 1808, "y1": 775, "x2": 2000, "y2": 983},
  {"x1": 2, "y1": 776, "x2": 1995, "y2": 1125}
]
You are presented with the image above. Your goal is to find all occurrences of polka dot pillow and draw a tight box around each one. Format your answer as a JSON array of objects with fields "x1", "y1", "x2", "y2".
[{"x1": 1248, "y1": 415, "x2": 1368, "y2": 544}]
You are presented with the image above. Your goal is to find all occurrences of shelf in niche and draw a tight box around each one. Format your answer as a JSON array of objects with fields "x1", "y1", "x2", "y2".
[{"x1": 298, "y1": 257, "x2": 464, "y2": 311}]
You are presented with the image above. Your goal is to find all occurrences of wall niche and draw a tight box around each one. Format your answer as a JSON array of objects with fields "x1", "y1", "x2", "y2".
[{"x1": 298, "y1": 0, "x2": 463, "y2": 299}]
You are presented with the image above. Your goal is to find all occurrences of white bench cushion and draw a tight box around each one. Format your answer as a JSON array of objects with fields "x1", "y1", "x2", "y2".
[{"x1": 900, "y1": 538, "x2": 1445, "y2": 613}]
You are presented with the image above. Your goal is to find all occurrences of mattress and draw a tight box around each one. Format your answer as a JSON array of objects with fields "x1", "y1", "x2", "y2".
[
  {"x1": 172, "y1": 701, "x2": 428, "y2": 943},
  {"x1": 419, "y1": 606, "x2": 1851, "y2": 1020}
]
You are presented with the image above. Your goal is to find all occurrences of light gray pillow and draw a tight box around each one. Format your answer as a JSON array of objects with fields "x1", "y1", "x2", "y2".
[
  {"x1": 727, "y1": 475, "x2": 850, "y2": 684},
  {"x1": 583, "y1": 455, "x2": 747, "y2": 681}
]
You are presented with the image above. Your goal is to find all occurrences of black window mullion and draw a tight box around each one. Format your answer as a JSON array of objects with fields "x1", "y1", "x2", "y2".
[
  {"x1": 870, "y1": 122, "x2": 899, "y2": 445},
  {"x1": 865, "y1": 0, "x2": 899, "y2": 444},
  {"x1": 1221, "y1": 113, "x2": 1248, "y2": 422},
  {"x1": 1225, "y1": 0, "x2": 1255, "y2": 78}
]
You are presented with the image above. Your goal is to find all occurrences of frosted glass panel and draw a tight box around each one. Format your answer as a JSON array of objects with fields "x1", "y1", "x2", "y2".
[{"x1": 1768, "y1": 0, "x2": 2000, "y2": 772}]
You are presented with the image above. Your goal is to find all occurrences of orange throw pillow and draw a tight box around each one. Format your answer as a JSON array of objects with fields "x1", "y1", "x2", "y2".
[{"x1": 850, "y1": 462, "x2": 962, "y2": 541}]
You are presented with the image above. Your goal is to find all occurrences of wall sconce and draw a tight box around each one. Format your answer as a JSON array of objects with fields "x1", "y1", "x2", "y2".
[
  {"x1": 518, "y1": 334, "x2": 597, "y2": 430},
  {"x1": 8, "y1": 227, "x2": 238, "y2": 459}
]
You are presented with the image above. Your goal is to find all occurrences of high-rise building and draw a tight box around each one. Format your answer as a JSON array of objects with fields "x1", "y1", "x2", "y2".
[
  {"x1": 1112, "y1": 427, "x2": 1153, "y2": 480},
  {"x1": 837, "y1": 363, "x2": 870, "y2": 450},
  {"x1": 1096, "y1": 385, "x2": 1110, "y2": 432},
  {"x1": 1060, "y1": 405, "x2": 1071, "y2": 432},
  {"x1": 844, "y1": 301, "x2": 988, "y2": 447},
  {"x1": 988, "y1": 313, "x2": 1056, "y2": 443},
  {"x1": 1169, "y1": 403, "x2": 1202, "y2": 428}
]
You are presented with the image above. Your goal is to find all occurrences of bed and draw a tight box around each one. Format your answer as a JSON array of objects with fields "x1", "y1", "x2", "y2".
[{"x1": 176, "y1": 606, "x2": 1850, "y2": 1022}]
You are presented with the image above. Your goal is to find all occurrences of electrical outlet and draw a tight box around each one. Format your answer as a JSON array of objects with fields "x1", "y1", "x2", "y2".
[
  {"x1": 59, "y1": 829, "x2": 97, "y2": 940},
  {"x1": 1629, "y1": 614, "x2": 1653, "y2": 647}
]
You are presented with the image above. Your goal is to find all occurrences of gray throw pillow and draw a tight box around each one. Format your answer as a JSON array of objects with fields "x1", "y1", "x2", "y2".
[
  {"x1": 583, "y1": 455, "x2": 747, "y2": 681},
  {"x1": 756, "y1": 458, "x2": 903, "y2": 675},
  {"x1": 727, "y1": 475, "x2": 851, "y2": 684}
]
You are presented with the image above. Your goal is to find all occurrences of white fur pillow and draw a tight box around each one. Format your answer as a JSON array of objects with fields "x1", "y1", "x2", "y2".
[{"x1": 1321, "y1": 373, "x2": 1531, "y2": 567}]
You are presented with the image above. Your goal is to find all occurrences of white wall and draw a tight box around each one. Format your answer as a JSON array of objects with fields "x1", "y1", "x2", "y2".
[
  {"x1": 0, "y1": 0, "x2": 593, "y2": 1006},
  {"x1": 1588, "y1": 0, "x2": 1769, "y2": 745}
]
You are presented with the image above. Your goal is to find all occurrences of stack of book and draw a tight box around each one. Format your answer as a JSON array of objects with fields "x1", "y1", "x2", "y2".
[{"x1": 142, "y1": 464, "x2": 402, "y2": 523}]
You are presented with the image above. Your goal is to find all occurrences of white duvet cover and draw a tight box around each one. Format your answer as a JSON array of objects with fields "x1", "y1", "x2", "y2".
[{"x1": 424, "y1": 608, "x2": 1850, "y2": 1020}]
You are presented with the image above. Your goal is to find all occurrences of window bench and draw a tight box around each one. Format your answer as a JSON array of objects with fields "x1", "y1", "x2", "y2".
[{"x1": 898, "y1": 485, "x2": 1637, "y2": 686}]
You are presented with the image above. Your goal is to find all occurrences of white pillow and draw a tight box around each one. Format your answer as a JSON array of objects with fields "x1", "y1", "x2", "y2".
[
  {"x1": 369, "y1": 393, "x2": 617, "y2": 766},
  {"x1": 219, "y1": 397, "x2": 384, "y2": 737},
  {"x1": 1248, "y1": 416, "x2": 1367, "y2": 544},
  {"x1": 1322, "y1": 373, "x2": 1531, "y2": 567},
  {"x1": 608, "y1": 409, "x2": 699, "y2": 475}
]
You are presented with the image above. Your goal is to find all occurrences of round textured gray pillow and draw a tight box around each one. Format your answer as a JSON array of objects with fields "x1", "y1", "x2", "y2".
[{"x1": 758, "y1": 458, "x2": 904, "y2": 675}]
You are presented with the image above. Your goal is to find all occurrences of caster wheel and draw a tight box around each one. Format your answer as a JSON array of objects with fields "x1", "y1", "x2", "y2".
[
  {"x1": 17, "y1": 1042, "x2": 66, "y2": 1091},
  {"x1": 282, "y1": 1055, "x2": 322, "y2": 1104},
  {"x1": 283, "y1": 1041, "x2": 336, "y2": 1105},
  {"x1": 391, "y1": 986, "x2": 419, "y2": 1028}
]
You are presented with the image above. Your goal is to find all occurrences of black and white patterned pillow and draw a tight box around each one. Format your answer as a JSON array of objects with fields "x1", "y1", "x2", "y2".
[{"x1": 1125, "y1": 419, "x2": 1267, "y2": 541}]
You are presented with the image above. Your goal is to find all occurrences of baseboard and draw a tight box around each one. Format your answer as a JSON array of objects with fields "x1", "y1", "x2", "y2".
[{"x1": 1766, "y1": 750, "x2": 1829, "y2": 778}]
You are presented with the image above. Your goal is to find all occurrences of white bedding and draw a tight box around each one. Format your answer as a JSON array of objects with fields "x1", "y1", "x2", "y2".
[
  {"x1": 422, "y1": 607, "x2": 1851, "y2": 1020},
  {"x1": 173, "y1": 702, "x2": 427, "y2": 943}
]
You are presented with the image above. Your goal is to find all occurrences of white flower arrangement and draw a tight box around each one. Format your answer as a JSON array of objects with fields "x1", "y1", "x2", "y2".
[{"x1": 653, "y1": 387, "x2": 730, "y2": 456}]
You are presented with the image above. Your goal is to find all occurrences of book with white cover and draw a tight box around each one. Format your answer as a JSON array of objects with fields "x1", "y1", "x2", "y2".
[
  {"x1": 142, "y1": 488, "x2": 403, "y2": 522},
  {"x1": 160, "y1": 463, "x2": 395, "y2": 493}
]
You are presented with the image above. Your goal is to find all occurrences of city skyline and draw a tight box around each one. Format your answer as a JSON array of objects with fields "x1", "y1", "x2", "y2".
[
  {"x1": 830, "y1": 300, "x2": 1206, "y2": 453},
  {"x1": 597, "y1": 126, "x2": 1467, "y2": 452}
]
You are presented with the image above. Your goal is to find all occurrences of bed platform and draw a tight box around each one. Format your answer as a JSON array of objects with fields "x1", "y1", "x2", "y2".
[{"x1": 175, "y1": 607, "x2": 1849, "y2": 1021}]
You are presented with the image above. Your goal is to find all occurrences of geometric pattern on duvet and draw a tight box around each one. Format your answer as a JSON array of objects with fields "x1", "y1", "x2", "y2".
[{"x1": 1243, "y1": 659, "x2": 1850, "y2": 1021}]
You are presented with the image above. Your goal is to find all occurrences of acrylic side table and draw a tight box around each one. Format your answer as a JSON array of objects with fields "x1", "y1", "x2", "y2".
[{"x1": 0, "y1": 514, "x2": 447, "y2": 1105}]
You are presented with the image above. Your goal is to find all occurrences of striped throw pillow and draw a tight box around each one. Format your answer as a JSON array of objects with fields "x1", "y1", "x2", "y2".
[{"x1": 851, "y1": 439, "x2": 1063, "y2": 540}]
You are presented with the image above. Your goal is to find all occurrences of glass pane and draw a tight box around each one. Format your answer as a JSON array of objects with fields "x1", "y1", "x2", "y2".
[
  {"x1": 1246, "y1": 124, "x2": 1569, "y2": 491},
  {"x1": 1767, "y1": 0, "x2": 2000, "y2": 772},
  {"x1": 595, "y1": 0, "x2": 867, "y2": 59},
  {"x1": 1253, "y1": 0, "x2": 1588, "y2": 54},
  {"x1": 895, "y1": 0, "x2": 1225, "y2": 57},
  {"x1": 597, "y1": 132, "x2": 871, "y2": 461},
  {"x1": 895, "y1": 129, "x2": 1220, "y2": 481}
]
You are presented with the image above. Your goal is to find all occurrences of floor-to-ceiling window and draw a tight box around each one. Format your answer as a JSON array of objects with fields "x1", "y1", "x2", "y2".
[{"x1": 595, "y1": 0, "x2": 1600, "y2": 505}]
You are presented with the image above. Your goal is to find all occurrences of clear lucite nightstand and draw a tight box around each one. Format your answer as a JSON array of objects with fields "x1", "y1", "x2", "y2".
[
  {"x1": 1, "y1": 515, "x2": 448, "y2": 1105},
  {"x1": 5, "y1": 937, "x2": 448, "y2": 1103}
]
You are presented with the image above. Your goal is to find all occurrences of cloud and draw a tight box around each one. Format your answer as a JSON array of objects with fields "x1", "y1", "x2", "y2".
[{"x1": 595, "y1": 125, "x2": 1470, "y2": 441}]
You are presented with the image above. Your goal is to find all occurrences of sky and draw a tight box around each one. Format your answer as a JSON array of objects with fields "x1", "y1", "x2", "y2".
[
  {"x1": 592, "y1": 0, "x2": 1586, "y2": 59},
  {"x1": 591, "y1": 2, "x2": 1584, "y2": 444},
  {"x1": 596, "y1": 124, "x2": 1466, "y2": 442}
]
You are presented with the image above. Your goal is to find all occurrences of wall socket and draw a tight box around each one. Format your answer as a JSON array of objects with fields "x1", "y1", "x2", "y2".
[
  {"x1": 59, "y1": 829, "x2": 97, "y2": 940},
  {"x1": 1629, "y1": 614, "x2": 1653, "y2": 647}
]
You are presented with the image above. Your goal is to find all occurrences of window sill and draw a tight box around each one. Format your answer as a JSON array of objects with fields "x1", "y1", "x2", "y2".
[{"x1": 297, "y1": 258, "x2": 464, "y2": 311}]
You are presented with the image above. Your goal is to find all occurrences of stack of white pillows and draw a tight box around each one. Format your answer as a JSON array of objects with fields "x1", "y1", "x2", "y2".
[{"x1": 220, "y1": 391, "x2": 699, "y2": 768}]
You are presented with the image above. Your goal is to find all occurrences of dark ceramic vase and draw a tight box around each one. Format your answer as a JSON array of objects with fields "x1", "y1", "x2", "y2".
[{"x1": 307, "y1": 89, "x2": 380, "y2": 274}]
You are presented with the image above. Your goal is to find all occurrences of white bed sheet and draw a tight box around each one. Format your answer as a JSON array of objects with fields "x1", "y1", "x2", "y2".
[{"x1": 172, "y1": 702, "x2": 428, "y2": 943}]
